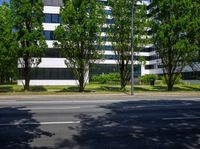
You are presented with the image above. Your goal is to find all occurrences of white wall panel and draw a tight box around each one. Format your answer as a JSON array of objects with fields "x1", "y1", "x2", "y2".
[
  {"x1": 44, "y1": 6, "x2": 60, "y2": 14},
  {"x1": 17, "y1": 80, "x2": 78, "y2": 86}
]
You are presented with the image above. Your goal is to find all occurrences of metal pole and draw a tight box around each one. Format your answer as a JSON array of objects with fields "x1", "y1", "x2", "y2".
[{"x1": 131, "y1": 0, "x2": 134, "y2": 96}]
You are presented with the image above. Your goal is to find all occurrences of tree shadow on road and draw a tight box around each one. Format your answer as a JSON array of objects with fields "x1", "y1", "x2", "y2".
[
  {"x1": 0, "y1": 107, "x2": 54, "y2": 149},
  {"x1": 57, "y1": 100, "x2": 200, "y2": 149}
]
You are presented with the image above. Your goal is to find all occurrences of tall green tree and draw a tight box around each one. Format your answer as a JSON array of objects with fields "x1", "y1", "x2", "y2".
[
  {"x1": 54, "y1": 0, "x2": 105, "y2": 92},
  {"x1": 108, "y1": 0, "x2": 149, "y2": 90},
  {"x1": 150, "y1": 0, "x2": 200, "y2": 91},
  {"x1": 0, "y1": 3, "x2": 17, "y2": 84},
  {"x1": 10, "y1": 0, "x2": 47, "y2": 91}
]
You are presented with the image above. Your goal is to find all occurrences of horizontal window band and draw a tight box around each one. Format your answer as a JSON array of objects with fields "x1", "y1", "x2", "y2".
[
  {"x1": 19, "y1": 68, "x2": 75, "y2": 80},
  {"x1": 90, "y1": 64, "x2": 141, "y2": 77}
]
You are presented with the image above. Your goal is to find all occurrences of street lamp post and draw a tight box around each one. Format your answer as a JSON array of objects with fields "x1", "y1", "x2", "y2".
[{"x1": 131, "y1": 0, "x2": 134, "y2": 96}]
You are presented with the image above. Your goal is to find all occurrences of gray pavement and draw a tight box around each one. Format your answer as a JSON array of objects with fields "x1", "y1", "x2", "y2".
[{"x1": 0, "y1": 96, "x2": 200, "y2": 149}]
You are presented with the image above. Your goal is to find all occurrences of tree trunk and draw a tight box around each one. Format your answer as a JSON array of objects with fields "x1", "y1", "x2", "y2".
[
  {"x1": 0, "y1": 75, "x2": 3, "y2": 84},
  {"x1": 120, "y1": 72, "x2": 126, "y2": 90},
  {"x1": 79, "y1": 68, "x2": 85, "y2": 92},
  {"x1": 167, "y1": 75, "x2": 174, "y2": 91},
  {"x1": 24, "y1": 58, "x2": 30, "y2": 91},
  {"x1": 167, "y1": 83, "x2": 173, "y2": 91},
  {"x1": 120, "y1": 62, "x2": 126, "y2": 90}
]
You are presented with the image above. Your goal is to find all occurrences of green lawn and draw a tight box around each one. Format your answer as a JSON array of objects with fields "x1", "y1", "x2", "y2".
[{"x1": 0, "y1": 82, "x2": 199, "y2": 95}]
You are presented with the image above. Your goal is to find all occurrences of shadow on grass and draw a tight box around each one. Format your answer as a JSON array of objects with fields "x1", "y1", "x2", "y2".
[
  {"x1": 58, "y1": 86, "x2": 96, "y2": 93},
  {"x1": 180, "y1": 85, "x2": 200, "y2": 91},
  {"x1": 0, "y1": 86, "x2": 14, "y2": 92},
  {"x1": 29, "y1": 86, "x2": 47, "y2": 92},
  {"x1": 135, "y1": 85, "x2": 200, "y2": 92},
  {"x1": 99, "y1": 86, "x2": 121, "y2": 92},
  {"x1": 0, "y1": 107, "x2": 54, "y2": 149},
  {"x1": 125, "y1": 85, "x2": 168, "y2": 92},
  {"x1": 57, "y1": 100, "x2": 200, "y2": 149}
]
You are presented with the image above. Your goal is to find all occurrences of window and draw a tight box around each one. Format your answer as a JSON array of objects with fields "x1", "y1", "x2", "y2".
[
  {"x1": 106, "y1": 19, "x2": 114, "y2": 24},
  {"x1": 106, "y1": 10, "x2": 111, "y2": 15},
  {"x1": 44, "y1": 48, "x2": 61, "y2": 57},
  {"x1": 44, "y1": 14, "x2": 51, "y2": 23},
  {"x1": 145, "y1": 65, "x2": 155, "y2": 69},
  {"x1": 105, "y1": 46, "x2": 112, "y2": 50},
  {"x1": 140, "y1": 47, "x2": 155, "y2": 52},
  {"x1": 52, "y1": 14, "x2": 60, "y2": 23},
  {"x1": 43, "y1": 31, "x2": 54, "y2": 40},
  {"x1": 44, "y1": 14, "x2": 60, "y2": 23},
  {"x1": 19, "y1": 68, "x2": 75, "y2": 80},
  {"x1": 90, "y1": 64, "x2": 141, "y2": 78}
]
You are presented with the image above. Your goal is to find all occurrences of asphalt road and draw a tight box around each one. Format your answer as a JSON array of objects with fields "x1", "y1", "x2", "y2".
[{"x1": 0, "y1": 95, "x2": 200, "y2": 149}]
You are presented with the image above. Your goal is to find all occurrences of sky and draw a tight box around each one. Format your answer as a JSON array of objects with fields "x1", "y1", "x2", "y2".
[{"x1": 0, "y1": 0, "x2": 9, "y2": 5}]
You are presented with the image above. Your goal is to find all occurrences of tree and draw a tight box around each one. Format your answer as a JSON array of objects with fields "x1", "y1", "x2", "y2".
[
  {"x1": 150, "y1": 0, "x2": 200, "y2": 91},
  {"x1": 10, "y1": 0, "x2": 47, "y2": 91},
  {"x1": 0, "y1": 3, "x2": 17, "y2": 84},
  {"x1": 108, "y1": 0, "x2": 149, "y2": 90},
  {"x1": 54, "y1": 0, "x2": 105, "y2": 92},
  {"x1": 193, "y1": 0, "x2": 200, "y2": 62}
]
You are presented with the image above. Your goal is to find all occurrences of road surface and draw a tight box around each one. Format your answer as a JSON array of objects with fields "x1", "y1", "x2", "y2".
[{"x1": 0, "y1": 95, "x2": 200, "y2": 149}]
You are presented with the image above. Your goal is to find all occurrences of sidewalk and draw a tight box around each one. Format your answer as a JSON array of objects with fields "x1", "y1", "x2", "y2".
[{"x1": 0, "y1": 92, "x2": 199, "y2": 100}]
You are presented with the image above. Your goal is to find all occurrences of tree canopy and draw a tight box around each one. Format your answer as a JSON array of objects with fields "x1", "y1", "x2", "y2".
[
  {"x1": 54, "y1": 0, "x2": 105, "y2": 92},
  {"x1": 150, "y1": 0, "x2": 200, "y2": 90},
  {"x1": 108, "y1": 0, "x2": 149, "y2": 90},
  {"x1": 10, "y1": 0, "x2": 47, "y2": 91},
  {"x1": 0, "y1": 3, "x2": 17, "y2": 83}
]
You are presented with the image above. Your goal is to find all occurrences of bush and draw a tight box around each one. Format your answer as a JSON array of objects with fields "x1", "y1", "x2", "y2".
[
  {"x1": 140, "y1": 74, "x2": 157, "y2": 86},
  {"x1": 91, "y1": 73, "x2": 120, "y2": 84}
]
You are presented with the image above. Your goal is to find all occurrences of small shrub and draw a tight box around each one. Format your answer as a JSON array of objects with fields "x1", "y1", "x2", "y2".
[
  {"x1": 91, "y1": 73, "x2": 120, "y2": 84},
  {"x1": 140, "y1": 74, "x2": 157, "y2": 86}
]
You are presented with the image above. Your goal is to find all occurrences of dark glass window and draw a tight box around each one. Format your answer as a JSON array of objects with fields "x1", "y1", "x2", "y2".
[
  {"x1": 19, "y1": 68, "x2": 75, "y2": 80},
  {"x1": 106, "y1": 19, "x2": 114, "y2": 24},
  {"x1": 145, "y1": 65, "x2": 155, "y2": 69},
  {"x1": 52, "y1": 14, "x2": 60, "y2": 23},
  {"x1": 140, "y1": 47, "x2": 155, "y2": 52},
  {"x1": 148, "y1": 55, "x2": 159, "y2": 61},
  {"x1": 44, "y1": 48, "x2": 61, "y2": 57},
  {"x1": 43, "y1": 31, "x2": 51, "y2": 40},
  {"x1": 95, "y1": 45, "x2": 113, "y2": 51},
  {"x1": 106, "y1": 10, "x2": 111, "y2": 15},
  {"x1": 90, "y1": 64, "x2": 141, "y2": 78},
  {"x1": 44, "y1": 14, "x2": 60, "y2": 23},
  {"x1": 44, "y1": 14, "x2": 51, "y2": 23},
  {"x1": 181, "y1": 71, "x2": 200, "y2": 80},
  {"x1": 105, "y1": 55, "x2": 118, "y2": 60},
  {"x1": 102, "y1": 28, "x2": 107, "y2": 32},
  {"x1": 43, "y1": 31, "x2": 54, "y2": 40},
  {"x1": 90, "y1": 64, "x2": 119, "y2": 77},
  {"x1": 105, "y1": 46, "x2": 112, "y2": 50}
]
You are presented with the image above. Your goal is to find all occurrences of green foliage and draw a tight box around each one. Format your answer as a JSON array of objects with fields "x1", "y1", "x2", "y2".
[
  {"x1": 10, "y1": 0, "x2": 47, "y2": 90},
  {"x1": 140, "y1": 74, "x2": 157, "y2": 85},
  {"x1": 0, "y1": 3, "x2": 18, "y2": 83},
  {"x1": 150, "y1": 0, "x2": 200, "y2": 91},
  {"x1": 161, "y1": 74, "x2": 182, "y2": 85},
  {"x1": 54, "y1": 0, "x2": 105, "y2": 92},
  {"x1": 91, "y1": 73, "x2": 120, "y2": 84},
  {"x1": 107, "y1": 0, "x2": 149, "y2": 90}
]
